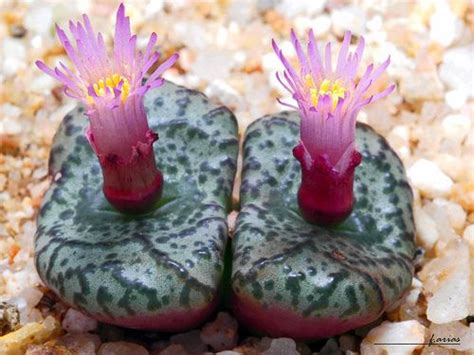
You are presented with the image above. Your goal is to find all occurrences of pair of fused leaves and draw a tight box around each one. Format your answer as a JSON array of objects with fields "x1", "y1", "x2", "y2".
[{"x1": 35, "y1": 82, "x2": 415, "y2": 337}]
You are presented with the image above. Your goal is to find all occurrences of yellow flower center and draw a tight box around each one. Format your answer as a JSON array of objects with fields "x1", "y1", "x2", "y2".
[
  {"x1": 305, "y1": 75, "x2": 345, "y2": 110},
  {"x1": 86, "y1": 74, "x2": 130, "y2": 104}
]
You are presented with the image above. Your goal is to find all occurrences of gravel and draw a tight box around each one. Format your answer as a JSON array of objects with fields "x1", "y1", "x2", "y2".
[{"x1": 0, "y1": 0, "x2": 473, "y2": 353}]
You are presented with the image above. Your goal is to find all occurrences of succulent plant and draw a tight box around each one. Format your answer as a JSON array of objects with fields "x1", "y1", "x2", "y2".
[
  {"x1": 34, "y1": 4, "x2": 238, "y2": 331},
  {"x1": 231, "y1": 112, "x2": 415, "y2": 339},
  {"x1": 35, "y1": 81, "x2": 238, "y2": 331},
  {"x1": 229, "y1": 31, "x2": 415, "y2": 340}
]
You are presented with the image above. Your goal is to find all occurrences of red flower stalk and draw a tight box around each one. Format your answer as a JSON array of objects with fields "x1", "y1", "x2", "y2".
[
  {"x1": 273, "y1": 30, "x2": 395, "y2": 225},
  {"x1": 36, "y1": 4, "x2": 178, "y2": 213}
]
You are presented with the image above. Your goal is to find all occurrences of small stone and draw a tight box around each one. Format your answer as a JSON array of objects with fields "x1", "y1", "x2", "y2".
[
  {"x1": 419, "y1": 239, "x2": 471, "y2": 323},
  {"x1": 0, "y1": 302, "x2": 20, "y2": 335},
  {"x1": 319, "y1": 337, "x2": 341, "y2": 354},
  {"x1": 191, "y1": 48, "x2": 235, "y2": 82},
  {"x1": 0, "y1": 118, "x2": 23, "y2": 135},
  {"x1": 310, "y1": 15, "x2": 332, "y2": 37},
  {"x1": 441, "y1": 114, "x2": 471, "y2": 143},
  {"x1": 98, "y1": 341, "x2": 149, "y2": 355},
  {"x1": 424, "y1": 198, "x2": 467, "y2": 238},
  {"x1": 331, "y1": 5, "x2": 366, "y2": 36},
  {"x1": 7, "y1": 286, "x2": 44, "y2": 324},
  {"x1": 9, "y1": 24, "x2": 27, "y2": 38},
  {"x1": 399, "y1": 71, "x2": 444, "y2": 102},
  {"x1": 30, "y1": 75, "x2": 57, "y2": 95},
  {"x1": 407, "y1": 159, "x2": 454, "y2": 198},
  {"x1": 231, "y1": 337, "x2": 261, "y2": 354},
  {"x1": 452, "y1": 182, "x2": 474, "y2": 212},
  {"x1": 25, "y1": 344, "x2": 69, "y2": 354},
  {"x1": 438, "y1": 199, "x2": 466, "y2": 231},
  {"x1": 171, "y1": 330, "x2": 207, "y2": 355},
  {"x1": 276, "y1": 0, "x2": 326, "y2": 18},
  {"x1": 261, "y1": 338, "x2": 298, "y2": 355},
  {"x1": 158, "y1": 344, "x2": 188, "y2": 355},
  {"x1": 463, "y1": 224, "x2": 474, "y2": 248},
  {"x1": 439, "y1": 45, "x2": 474, "y2": 97},
  {"x1": 200, "y1": 312, "x2": 238, "y2": 351},
  {"x1": 2, "y1": 38, "x2": 26, "y2": 76},
  {"x1": 24, "y1": 5, "x2": 53, "y2": 34},
  {"x1": 435, "y1": 154, "x2": 465, "y2": 182},
  {"x1": 204, "y1": 80, "x2": 242, "y2": 110},
  {"x1": 0, "y1": 316, "x2": 60, "y2": 354},
  {"x1": 339, "y1": 334, "x2": 358, "y2": 352},
  {"x1": 414, "y1": 206, "x2": 439, "y2": 251},
  {"x1": 429, "y1": 0, "x2": 463, "y2": 47},
  {"x1": 57, "y1": 333, "x2": 102, "y2": 355},
  {"x1": 445, "y1": 89, "x2": 468, "y2": 110},
  {"x1": 62, "y1": 308, "x2": 98, "y2": 333},
  {"x1": 360, "y1": 320, "x2": 426, "y2": 355},
  {"x1": 227, "y1": 0, "x2": 257, "y2": 25}
]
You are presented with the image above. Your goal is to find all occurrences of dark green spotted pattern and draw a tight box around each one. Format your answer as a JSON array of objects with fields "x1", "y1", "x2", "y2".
[
  {"x1": 232, "y1": 111, "x2": 415, "y2": 333},
  {"x1": 35, "y1": 81, "x2": 238, "y2": 324}
]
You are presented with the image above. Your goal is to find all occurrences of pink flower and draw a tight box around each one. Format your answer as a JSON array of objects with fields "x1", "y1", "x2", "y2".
[
  {"x1": 36, "y1": 3, "x2": 178, "y2": 213},
  {"x1": 273, "y1": 30, "x2": 395, "y2": 225}
]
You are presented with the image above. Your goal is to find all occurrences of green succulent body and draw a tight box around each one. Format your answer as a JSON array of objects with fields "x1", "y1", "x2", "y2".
[
  {"x1": 231, "y1": 111, "x2": 416, "y2": 339},
  {"x1": 35, "y1": 81, "x2": 239, "y2": 331}
]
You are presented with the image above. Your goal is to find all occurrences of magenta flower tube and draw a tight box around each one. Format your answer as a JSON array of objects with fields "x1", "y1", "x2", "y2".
[
  {"x1": 36, "y1": 4, "x2": 178, "y2": 213},
  {"x1": 273, "y1": 30, "x2": 395, "y2": 225}
]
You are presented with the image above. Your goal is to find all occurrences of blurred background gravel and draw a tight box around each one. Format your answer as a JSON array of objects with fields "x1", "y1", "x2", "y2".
[{"x1": 0, "y1": 0, "x2": 473, "y2": 353}]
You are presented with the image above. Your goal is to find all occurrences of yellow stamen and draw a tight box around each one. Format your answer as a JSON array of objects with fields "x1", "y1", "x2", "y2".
[
  {"x1": 304, "y1": 75, "x2": 346, "y2": 110},
  {"x1": 86, "y1": 74, "x2": 131, "y2": 104}
]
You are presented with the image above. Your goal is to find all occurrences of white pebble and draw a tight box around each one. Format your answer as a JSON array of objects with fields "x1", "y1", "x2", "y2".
[
  {"x1": 24, "y1": 6, "x2": 53, "y2": 34},
  {"x1": 424, "y1": 199, "x2": 461, "y2": 242},
  {"x1": 310, "y1": 15, "x2": 332, "y2": 37},
  {"x1": 407, "y1": 159, "x2": 454, "y2": 198},
  {"x1": 0, "y1": 118, "x2": 23, "y2": 135},
  {"x1": 1, "y1": 104, "x2": 22, "y2": 119},
  {"x1": 2, "y1": 38, "x2": 26, "y2": 76},
  {"x1": 414, "y1": 206, "x2": 439, "y2": 251},
  {"x1": 204, "y1": 80, "x2": 242, "y2": 110},
  {"x1": 62, "y1": 308, "x2": 98, "y2": 333},
  {"x1": 399, "y1": 71, "x2": 444, "y2": 102},
  {"x1": 191, "y1": 48, "x2": 235, "y2": 82},
  {"x1": 227, "y1": 0, "x2": 257, "y2": 25},
  {"x1": 441, "y1": 114, "x2": 471, "y2": 143},
  {"x1": 439, "y1": 45, "x2": 474, "y2": 97},
  {"x1": 29, "y1": 75, "x2": 57, "y2": 94},
  {"x1": 361, "y1": 320, "x2": 426, "y2": 355},
  {"x1": 429, "y1": 0, "x2": 463, "y2": 47},
  {"x1": 435, "y1": 154, "x2": 465, "y2": 181},
  {"x1": 7, "y1": 286, "x2": 44, "y2": 324},
  {"x1": 276, "y1": 0, "x2": 326, "y2": 18},
  {"x1": 435, "y1": 199, "x2": 466, "y2": 231},
  {"x1": 331, "y1": 5, "x2": 366, "y2": 36},
  {"x1": 419, "y1": 239, "x2": 471, "y2": 323},
  {"x1": 445, "y1": 89, "x2": 468, "y2": 110},
  {"x1": 463, "y1": 224, "x2": 474, "y2": 248}
]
